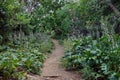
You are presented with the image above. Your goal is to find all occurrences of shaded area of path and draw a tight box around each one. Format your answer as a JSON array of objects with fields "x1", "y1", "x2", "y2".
[{"x1": 28, "y1": 39, "x2": 82, "y2": 80}]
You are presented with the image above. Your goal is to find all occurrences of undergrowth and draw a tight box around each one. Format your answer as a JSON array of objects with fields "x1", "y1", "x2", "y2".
[
  {"x1": 62, "y1": 35, "x2": 120, "y2": 80},
  {"x1": 0, "y1": 32, "x2": 53, "y2": 80}
]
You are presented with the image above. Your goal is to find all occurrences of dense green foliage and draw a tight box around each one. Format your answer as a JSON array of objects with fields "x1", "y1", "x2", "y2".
[
  {"x1": 31, "y1": 0, "x2": 120, "y2": 38},
  {"x1": 61, "y1": 1, "x2": 120, "y2": 79},
  {"x1": 0, "y1": 0, "x2": 120, "y2": 80},
  {"x1": 0, "y1": 32, "x2": 53, "y2": 80},
  {"x1": 1, "y1": 0, "x2": 120, "y2": 39},
  {"x1": 0, "y1": 0, "x2": 32, "y2": 42},
  {"x1": 0, "y1": 0, "x2": 53, "y2": 79},
  {"x1": 62, "y1": 35, "x2": 120, "y2": 80},
  {"x1": 31, "y1": 0, "x2": 68, "y2": 38}
]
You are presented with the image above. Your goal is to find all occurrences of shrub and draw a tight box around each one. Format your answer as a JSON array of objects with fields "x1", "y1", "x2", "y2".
[
  {"x1": 0, "y1": 32, "x2": 53, "y2": 79},
  {"x1": 62, "y1": 35, "x2": 120, "y2": 80}
]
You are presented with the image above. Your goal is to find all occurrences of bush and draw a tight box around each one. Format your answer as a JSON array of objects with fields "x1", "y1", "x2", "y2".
[
  {"x1": 62, "y1": 35, "x2": 120, "y2": 80},
  {"x1": 0, "y1": 32, "x2": 53, "y2": 80}
]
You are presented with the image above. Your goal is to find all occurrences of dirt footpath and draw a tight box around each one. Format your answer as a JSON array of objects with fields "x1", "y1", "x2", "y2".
[{"x1": 28, "y1": 39, "x2": 82, "y2": 80}]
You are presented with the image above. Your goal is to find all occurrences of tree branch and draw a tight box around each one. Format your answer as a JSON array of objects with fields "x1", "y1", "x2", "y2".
[{"x1": 108, "y1": 2, "x2": 120, "y2": 16}]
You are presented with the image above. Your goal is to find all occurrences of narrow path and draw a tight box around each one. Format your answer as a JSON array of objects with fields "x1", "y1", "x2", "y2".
[{"x1": 28, "y1": 39, "x2": 82, "y2": 80}]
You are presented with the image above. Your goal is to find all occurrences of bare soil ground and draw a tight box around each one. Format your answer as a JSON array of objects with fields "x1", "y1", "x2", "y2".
[{"x1": 28, "y1": 39, "x2": 82, "y2": 80}]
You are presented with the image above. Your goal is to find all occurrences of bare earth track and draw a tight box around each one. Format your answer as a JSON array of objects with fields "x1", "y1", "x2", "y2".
[{"x1": 28, "y1": 39, "x2": 82, "y2": 80}]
